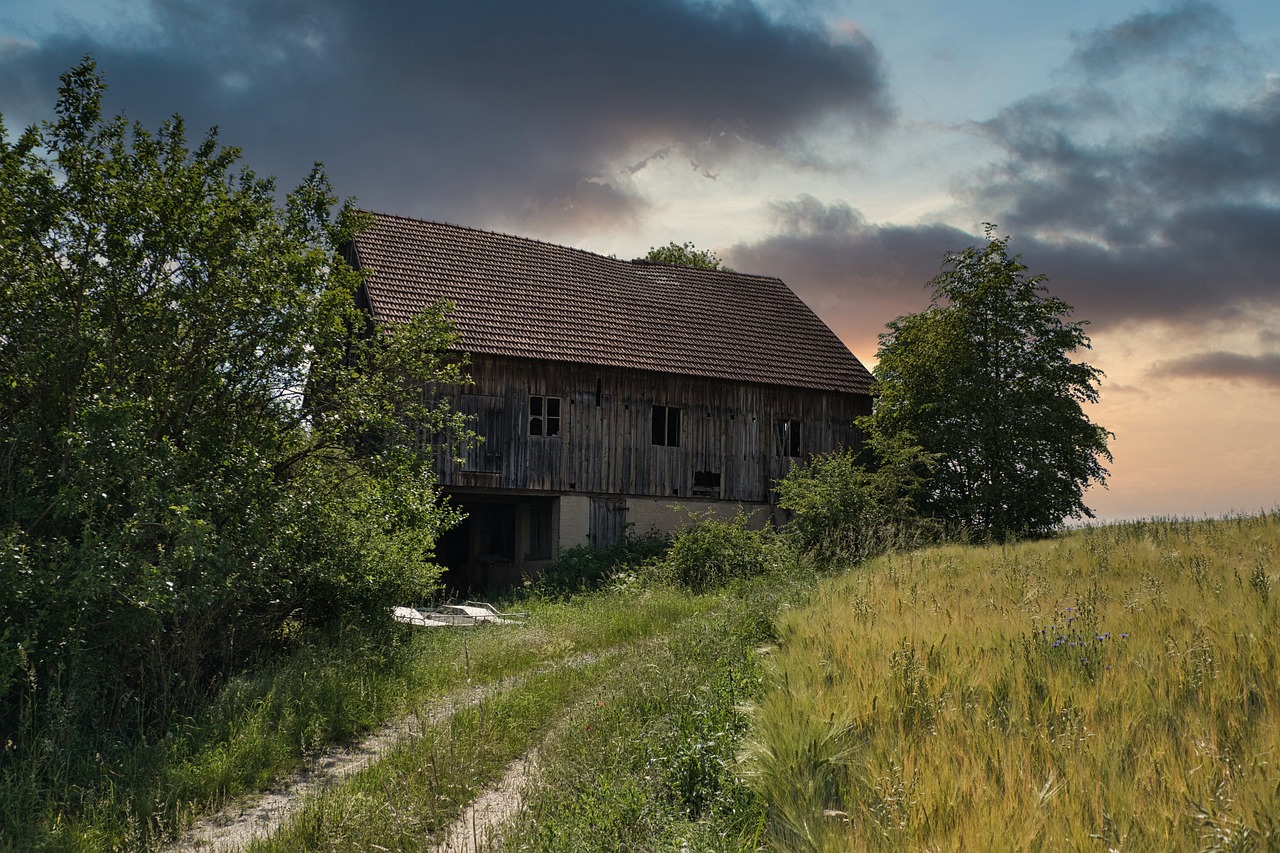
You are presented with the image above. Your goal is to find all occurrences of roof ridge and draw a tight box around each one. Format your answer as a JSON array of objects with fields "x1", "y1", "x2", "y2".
[
  {"x1": 358, "y1": 209, "x2": 785, "y2": 284},
  {"x1": 350, "y1": 211, "x2": 873, "y2": 395}
]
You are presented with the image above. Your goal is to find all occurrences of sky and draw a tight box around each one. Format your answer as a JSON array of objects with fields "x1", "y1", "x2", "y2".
[{"x1": 2, "y1": 0, "x2": 1278, "y2": 521}]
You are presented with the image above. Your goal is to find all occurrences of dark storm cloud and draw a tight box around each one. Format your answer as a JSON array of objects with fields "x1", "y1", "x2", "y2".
[
  {"x1": 1067, "y1": 0, "x2": 1237, "y2": 80},
  {"x1": 967, "y1": 44, "x2": 1280, "y2": 329},
  {"x1": 0, "y1": 0, "x2": 892, "y2": 231},
  {"x1": 736, "y1": 2, "x2": 1280, "y2": 368},
  {"x1": 972, "y1": 83, "x2": 1280, "y2": 247},
  {"x1": 727, "y1": 195, "x2": 972, "y2": 351},
  {"x1": 1152, "y1": 351, "x2": 1280, "y2": 388}
]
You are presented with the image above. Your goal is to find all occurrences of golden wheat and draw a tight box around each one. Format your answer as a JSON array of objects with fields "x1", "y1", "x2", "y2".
[{"x1": 743, "y1": 514, "x2": 1280, "y2": 852}]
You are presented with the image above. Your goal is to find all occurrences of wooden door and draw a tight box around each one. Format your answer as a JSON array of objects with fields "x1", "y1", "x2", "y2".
[{"x1": 589, "y1": 497, "x2": 627, "y2": 548}]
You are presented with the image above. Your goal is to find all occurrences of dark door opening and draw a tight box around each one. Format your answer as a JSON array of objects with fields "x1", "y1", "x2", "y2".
[{"x1": 435, "y1": 494, "x2": 555, "y2": 595}]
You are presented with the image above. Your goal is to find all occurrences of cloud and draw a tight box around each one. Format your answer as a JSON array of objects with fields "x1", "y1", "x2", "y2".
[
  {"x1": 1067, "y1": 0, "x2": 1238, "y2": 81},
  {"x1": 0, "y1": 0, "x2": 893, "y2": 231},
  {"x1": 721, "y1": 4, "x2": 1280, "y2": 359},
  {"x1": 727, "y1": 195, "x2": 972, "y2": 352},
  {"x1": 881, "y1": 2, "x2": 1280, "y2": 336},
  {"x1": 1151, "y1": 351, "x2": 1280, "y2": 388}
]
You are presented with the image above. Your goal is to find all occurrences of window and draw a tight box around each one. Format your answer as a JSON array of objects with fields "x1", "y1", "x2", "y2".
[
  {"x1": 692, "y1": 470, "x2": 721, "y2": 497},
  {"x1": 530, "y1": 395, "x2": 561, "y2": 436},
  {"x1": 652, "y1": 405, "x2": 681, "y2": 447},
  {"x1": 778, "y1": 418, "x2": 802, "y2": 457}
]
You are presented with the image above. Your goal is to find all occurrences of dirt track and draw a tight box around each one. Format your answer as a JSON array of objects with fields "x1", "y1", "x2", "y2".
[{"x1": 166, "y1": 650, "x2": 610, "y2": 852}]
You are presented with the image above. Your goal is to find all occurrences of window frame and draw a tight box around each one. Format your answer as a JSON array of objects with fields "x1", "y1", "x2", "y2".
[
  {"x1": 529, "y1": 394, "x2": 562, "y2": 437},
  {"x1": 652, "y1": 404, "x2": 681, "y2": 447},
  {"x1": 778, "y1": 418, "x2": 803, "y2": 458}
]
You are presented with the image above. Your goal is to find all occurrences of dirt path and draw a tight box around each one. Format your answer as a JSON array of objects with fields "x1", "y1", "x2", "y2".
[
  {"x1": 434, "y1": 748, "x2": 539, "y2": 853},
  {"x1": 430, "y1": 691, "x2": 596, "y2": 853},
  {"x1": 166, "y1": 651, "x2": 611, "y2": 853}
]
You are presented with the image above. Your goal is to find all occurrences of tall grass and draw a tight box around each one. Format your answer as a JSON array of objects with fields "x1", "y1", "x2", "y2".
[
  {"x1": 495, "y1": 587, "x2": 780, "y2": 852},
  {"x1": 743, "y1": 512, "x2": 1280, "y2": 851},
  {"x1": 0, "y1": 585, "x2": 705, "y2": 851}
]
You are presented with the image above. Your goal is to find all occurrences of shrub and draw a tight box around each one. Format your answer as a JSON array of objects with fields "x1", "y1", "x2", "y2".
[
  {"x1": 0, "y1": 61, "x2": 465, "y2": 756},
  {"x1": 656, "y1": 511, "x2": 773, "y2": 592},
  {"x1": 532, "y1": 528, "x2": 669, "y2": 597},
  {"x1": 776, "y1": 436, "x2": 940, "y2": 566}
]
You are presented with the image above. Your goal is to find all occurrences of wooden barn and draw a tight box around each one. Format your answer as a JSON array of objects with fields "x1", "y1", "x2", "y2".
[{"x1": 347, "y1": 213, "x2": 873, "y2": 590}]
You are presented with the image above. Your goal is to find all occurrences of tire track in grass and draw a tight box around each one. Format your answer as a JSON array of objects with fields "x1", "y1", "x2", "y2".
[
  {"x1": 434, "y1": 742, "x2": 541, "y2": 853},
  {"x1": 428, "y1": 685, "x2": 612, "y2": 853},
  {"x1": 166, "y1": 648, "x2": 618, "y2": 853},
  {"x1": 433, "y1": 615, "x2": 735, "y2": 853}
]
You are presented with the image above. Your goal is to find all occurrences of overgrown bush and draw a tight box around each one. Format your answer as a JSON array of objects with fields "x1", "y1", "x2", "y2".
[
  {"x1": 0, "y1": 61, "x2": 465, "y2": 757},
  {"x1": 776, "y1": 435, "x2": 940, "y2": 566},
  {"x1": 532, "y1": 528, "x2": 669, "y2": 597},
  {"x1": 655, "y1": 511, "x2": 774, "y2": 592}
]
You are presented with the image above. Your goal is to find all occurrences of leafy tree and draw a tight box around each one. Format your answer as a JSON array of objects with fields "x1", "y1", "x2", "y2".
[
  {"x1": 639, "y1": 241, "x2": 732, "y2": 271},
  {"x1": 0, "y1": 60, "x2": 466, "y2": 737},
  {"x1": 864, "y1": 226, "x2": 1112, "y2": 540}
]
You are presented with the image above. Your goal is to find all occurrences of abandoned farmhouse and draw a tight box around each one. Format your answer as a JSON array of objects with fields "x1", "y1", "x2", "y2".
[{"x1": 346, "y1": 213, "x2": 874, "y2": 589}]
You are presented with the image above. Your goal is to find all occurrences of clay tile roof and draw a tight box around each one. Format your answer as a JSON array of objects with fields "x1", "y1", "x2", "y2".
[{"x1": 350, "y1": 212, "x2": 872, "y2": 395}]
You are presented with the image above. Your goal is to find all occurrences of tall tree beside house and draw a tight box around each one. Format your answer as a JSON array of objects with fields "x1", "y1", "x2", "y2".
[
  {"x1": 864, "y1": 226, "x2": 1112, "y2": 540},
  {"x1": 0, "y1": 59, "x2": 467, "y2": 740},
  {"x1": 639, "y1": 240, "x2": 732, "y2": 271}
]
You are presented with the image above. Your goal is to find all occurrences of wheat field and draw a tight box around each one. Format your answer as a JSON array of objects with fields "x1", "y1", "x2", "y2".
[{"x1": 743, "y1": 513, "x2": 1280, "y2": 852}]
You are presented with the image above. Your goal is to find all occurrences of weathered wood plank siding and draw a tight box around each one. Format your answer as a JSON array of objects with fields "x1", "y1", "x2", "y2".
[{"x1": 436, "y1": 355, "x2": 869, "y2": 503}]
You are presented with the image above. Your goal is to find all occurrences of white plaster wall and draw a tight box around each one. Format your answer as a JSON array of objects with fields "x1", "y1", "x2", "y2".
[
  {"x1": 558, "y1": 494, "x2": 592, "y2": 549},
  {"x1": 625, "y1": 498, "x2": 771, "y2": 538}
]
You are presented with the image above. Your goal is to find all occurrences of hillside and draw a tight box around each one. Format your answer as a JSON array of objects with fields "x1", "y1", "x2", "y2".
[
  {"x1": 745, "y1": 514, "x2": 1280, "y2": 851},
  {"x1": 4, "y1": 514, "x2": 1276, "y2": 851}
]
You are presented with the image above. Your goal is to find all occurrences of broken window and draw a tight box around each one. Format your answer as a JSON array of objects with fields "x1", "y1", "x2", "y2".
[
  {"x1": 778, "y1": 418, "x2": 802, "y2": 457},
  {"x1": 530, "y1": 395, "x2": 561, "y2": 436},
  {"x1": 652, "y1": 405, "x2": 681, "y2": 447},
  {"x1": 692, "y1": 470, "x2": 721, "y2": 497}
]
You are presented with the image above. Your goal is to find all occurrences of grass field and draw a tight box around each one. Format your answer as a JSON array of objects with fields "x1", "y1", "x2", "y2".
[
  {"x1": 0, "y1": 586, "x2": 719, "y2": 851},
  {"x1": 6, "y1": 513, "x2": 1277, "y2": 851},
  {"x1": 743, "y1": 513, "x2": 1280, "y2": 851}
]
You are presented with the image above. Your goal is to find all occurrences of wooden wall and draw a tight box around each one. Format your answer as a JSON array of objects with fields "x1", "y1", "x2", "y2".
[{"x1": 433, "y1": 355, "x2": 870, "y2": 503}]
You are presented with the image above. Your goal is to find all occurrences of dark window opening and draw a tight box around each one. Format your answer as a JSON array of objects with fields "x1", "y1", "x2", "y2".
[
  {"x1": 530, "y1": 395, "x2": 561, "y2": 436},
  {"x1": 652, "y1": 405, "x2": 681, "y2": 447},
  {"x1": 595, "y1": 378, "x2": 603, "y2": 407},
  {"x1": 692, "y1": 470, "x2": 721, "y2": 497},
  {"x1": 778, "y1": 418, "x2": 803, "y2": 457}
]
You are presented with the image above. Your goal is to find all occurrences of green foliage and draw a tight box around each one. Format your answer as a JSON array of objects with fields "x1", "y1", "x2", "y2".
[
  {"x1": 656, "y1": 511, "x2": 773, "y2": 592},
  {"x1": 638, "y1": 240, "x2": 732, "y2": 271},
  {"x1": 533, "y1": 528, "x2": 669, "y2": 597},
  {"x1": 503, "y1": 591, "x2": 778, "y2": 853},
  {"x1": 0, "y1": 61, "x2": 465, "y2": 754},
  {"x1": 776, "y1": 434, "x2": 940, "y2": 566},
  {"x1": 651, "y1": 661, "x2": 762, "y2": 821},
  {"x1": 866, "y1": 225, "x2": 1112, "y2": 540}
]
